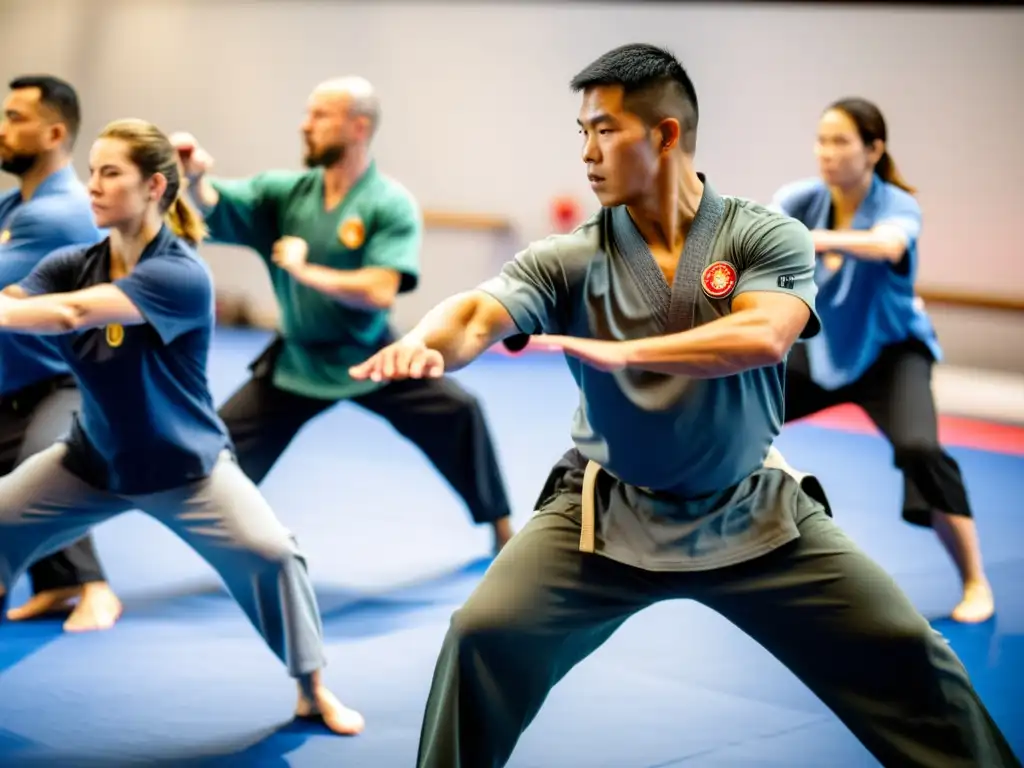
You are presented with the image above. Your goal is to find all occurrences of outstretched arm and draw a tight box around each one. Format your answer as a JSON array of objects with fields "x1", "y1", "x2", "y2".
[
  {"x1": 351, "y1": 240, "x2": 567, "y2": 381},
  {"x1": 0, "y1": 284, "x2": 143, "y2": 335},
  {"x1": 349, "y1": 290, "x2": 518, "y2": 381},
  {"x1": 408, "y1": 290, "x2": 519, "y2": 368},
  {"x1": 0, "y1": 246, "x2": 143, "y2": 335},
  {"x1": 541, "y1": 217, "x2": 820, "y2": 377},
  {"x1": 537, "y1": 291, "x2": 809, "y2": 378},
  {"x1": 617, "y1": 291, "x2": 808, "y2": 376},
  {"x1": 2, "y1": 246, "x2": 212, "y2": 343},
  {"x1": 810, "y1": 226, "x2": 909, "y2": 262},
  {"x1": 811, "y1": 192, "x2": 921, "y2": 263},
  {"x1": 770, "y1": 179, "x2": 911, "y2": 263}
]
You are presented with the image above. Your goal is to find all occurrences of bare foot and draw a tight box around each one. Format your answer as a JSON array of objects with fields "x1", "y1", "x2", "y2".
[
  {"x1": 63, "y1": 582, "x2": 122, "y2": 633},
  {"x1": 951, "y1": 580, "x2": 995, "y2": 624},
  {"x1": 492, "y1": 517, "x2": 515, "y2": 553},
  {"x1": 7, "y1": 583, "x2": 122, "y2": 632},
  {"x1": 295, "y1": 685, "x2": 365, "y2": 736},
  {"x1": 6, "y1": 586, "x2": 81, "y2": 621}
]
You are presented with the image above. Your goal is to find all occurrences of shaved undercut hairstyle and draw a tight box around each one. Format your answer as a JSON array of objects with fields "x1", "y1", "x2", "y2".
[{"x1": 570, "y1": 43, "x2": 699, "y2": 154}]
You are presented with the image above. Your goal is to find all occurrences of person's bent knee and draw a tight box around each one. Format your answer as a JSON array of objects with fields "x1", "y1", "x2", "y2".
[
  {"x1": 446, "y1": 596, "x2": 523, "y2": 651},
  {"x1": 448, "y1": 604, "x2": 502, "y2": 642},
  {"x1": 447, "y1": 386, "x2": 483, "y2": 418},
  {"x1": 893, "y1": 441, "x2": 943, "y2": 471},
  {"x1": 894, "y1": 443, "x2": 972, "y2": 519},
  {"x1": 902, "y1": 506, "x2": 935, "y2": 528},
  {"x1": 0, "y1": 502, "x2": 22, "y2": 526},
  {"x1": 239, "y1": 531, "x2": 302, "y2": 572},
  {"x1": 0, "y1": 489, "x2": 36, "y2": 527},
  {"x1": 869, "y1": 610, "x2": 966, "y2": 681}
]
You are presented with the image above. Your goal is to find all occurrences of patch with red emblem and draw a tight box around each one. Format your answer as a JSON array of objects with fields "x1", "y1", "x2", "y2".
[{"x1": 700, "y1": 261, "x2": 737, "y2": 299}]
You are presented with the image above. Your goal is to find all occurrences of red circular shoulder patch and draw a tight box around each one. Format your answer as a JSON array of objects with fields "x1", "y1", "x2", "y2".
[{"x1": 701, "y1": 261, "x2": 738, "y2": 299}]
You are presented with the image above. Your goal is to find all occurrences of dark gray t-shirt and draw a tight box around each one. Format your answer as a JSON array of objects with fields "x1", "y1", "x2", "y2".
[{"x1": 479, "y1": 179, "x2": 825, "y2": 571}]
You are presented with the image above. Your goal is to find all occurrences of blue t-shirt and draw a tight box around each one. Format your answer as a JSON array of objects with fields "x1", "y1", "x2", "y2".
[
  {"x1": 0, "y1": 165, "x2": 104, "y2": 395},
  {"x1": 771, "y1": 174, "x2": 941, "y2": 390},
  {"x1": 17, "y1": 225, "x2": 231, "y2": 494}
]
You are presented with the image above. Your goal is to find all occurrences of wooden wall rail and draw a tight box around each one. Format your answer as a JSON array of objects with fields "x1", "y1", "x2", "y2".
[
  {"x1": 423, "y1": 211, "x2": 512, "y2": 232},
  {"x1": 917, "y1": 288, "x2": 1024, "y2": 314}
]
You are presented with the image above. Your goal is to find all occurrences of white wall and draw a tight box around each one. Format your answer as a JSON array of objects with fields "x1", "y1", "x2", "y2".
[{"x1": 3, "y1": 0, "x2": 1022, "y2": 369}]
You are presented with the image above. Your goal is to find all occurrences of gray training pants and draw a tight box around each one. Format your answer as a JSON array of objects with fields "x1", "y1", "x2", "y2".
[{"x1": 0, "y1": 442, "x2": 326, "y2": 678}]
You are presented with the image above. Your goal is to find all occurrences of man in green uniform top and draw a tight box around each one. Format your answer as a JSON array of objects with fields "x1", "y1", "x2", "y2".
[
  {"x1": 351, "y1": 45, "x2": 1019, "y2": 768},
  {"x1": 175, "y1": 76, "x2": 514, "y2": 552}
]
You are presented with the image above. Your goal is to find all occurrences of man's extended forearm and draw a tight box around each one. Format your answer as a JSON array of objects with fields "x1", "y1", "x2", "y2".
[
  {"x1": 403, "y1": 291, "x2": 507, "y2": 372},
  {"x1": 624, "y1": 308, "x2": 788, "y2": 378},
  {"x1": 289, "y1": 265, "x2": 393, "y2": 311}
]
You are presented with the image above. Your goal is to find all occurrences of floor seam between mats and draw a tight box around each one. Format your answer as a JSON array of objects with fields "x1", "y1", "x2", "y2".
[{"x1": 642, "y1": 715, "x2": 836, "y2": 767}]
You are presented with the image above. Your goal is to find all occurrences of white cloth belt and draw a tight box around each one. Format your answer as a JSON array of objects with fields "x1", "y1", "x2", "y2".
[{"x1": 578, "y1": 446, "x2": 809, "y2": 554}]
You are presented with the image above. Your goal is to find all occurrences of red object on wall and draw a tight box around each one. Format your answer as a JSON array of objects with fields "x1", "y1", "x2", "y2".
[{"x1": 550, "y1": 196, "x2": 581, "y2": 233}]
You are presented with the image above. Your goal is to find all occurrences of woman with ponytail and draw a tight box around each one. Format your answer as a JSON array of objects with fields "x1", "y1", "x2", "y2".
[
  {"x1": 772, "y1": 98, "x2": 994, "y2": 624},
  {"x1": 165, "y1": 188, "x2": 207, "y2": 246},
  {"x1": 0, "y1": 118, "x2": 362, "y2": 735}
]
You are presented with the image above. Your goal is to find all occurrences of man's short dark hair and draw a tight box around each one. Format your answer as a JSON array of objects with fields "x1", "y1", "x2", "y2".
[
  {"x1": 570, "y1": 44, "x2": 699, "y2": 153},
  {"x1": 8, "y1": 75, "x2": 81, "y2": 148}
]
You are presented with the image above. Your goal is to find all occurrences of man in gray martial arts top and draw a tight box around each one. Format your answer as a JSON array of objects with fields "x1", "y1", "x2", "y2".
[{"x1": 350, "y1": 44, "x2": 1020, "y2": 768}]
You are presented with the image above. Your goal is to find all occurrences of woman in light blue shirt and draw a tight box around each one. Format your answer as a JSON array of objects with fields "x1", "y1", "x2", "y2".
[{"x1": 773, "y1": 97, "x2": 993, "y2": 624}]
